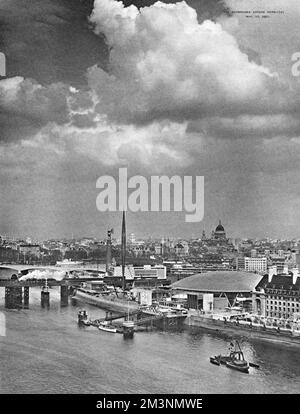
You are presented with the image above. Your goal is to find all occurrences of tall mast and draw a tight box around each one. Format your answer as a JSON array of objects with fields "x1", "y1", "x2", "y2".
[
  {"x1": 121, "y1": 211, "x2": 126, "y2": 291},
  {"x1": 106, "y1": 228, "x2": 113, "y2": 274}
]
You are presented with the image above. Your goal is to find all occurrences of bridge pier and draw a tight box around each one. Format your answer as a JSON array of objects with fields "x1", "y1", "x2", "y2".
[
  {"x1": 5, "y1": 287, "x2": 23, "y2": 309},
  {"x1": 5, "y1": 288, "x2": 11, "y2": 308},
  {"x1": 23, "y1": 287, "x2": 30, "y2": 308},
  {"x1": 41, "y1": 290, "x2": 50, "y2": 308},
  {"x1": 60, "y1": 285, "x2": 69, "y2": 306},
  {"x1": 4, "y1": 286, "x2": 29, "y2": 309},
  {"x1": 105, "y1": 311, "x2": 113, "y2": 320}
]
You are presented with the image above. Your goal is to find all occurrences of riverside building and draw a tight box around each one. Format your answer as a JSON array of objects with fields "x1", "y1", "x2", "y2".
[{"x1": 256, "y1": 267, "x2": 300, "y2": 319}]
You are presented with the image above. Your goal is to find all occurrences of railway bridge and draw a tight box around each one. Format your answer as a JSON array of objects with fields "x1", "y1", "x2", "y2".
[{"x1": 0, "y1": 264, "x2": 105, "y2": 309}]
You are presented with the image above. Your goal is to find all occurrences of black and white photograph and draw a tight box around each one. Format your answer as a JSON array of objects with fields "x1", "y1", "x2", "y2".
[{"x1": 0, "y1": 0, "x2": 299, "y2": 401}]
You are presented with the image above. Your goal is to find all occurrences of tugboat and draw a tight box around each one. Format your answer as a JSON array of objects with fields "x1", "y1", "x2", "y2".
[
  {"x1": 210, "y1": 341, "x2": 249, "y2": 373},
  {"x1": 225, "y1": 341, "x2": 249, "y2": 374}
]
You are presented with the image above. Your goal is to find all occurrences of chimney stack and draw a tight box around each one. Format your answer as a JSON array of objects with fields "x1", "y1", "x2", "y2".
[
  {"x1": 268, "y1": 265, "x2": 277, "y2": 283},
  {"x1": 292, "y1": 268, "x2": 299, "y2": 285}
]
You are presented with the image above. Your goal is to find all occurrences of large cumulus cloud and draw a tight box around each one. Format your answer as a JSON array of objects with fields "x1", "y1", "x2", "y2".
[
  {"x1": 1, "y1": 0, "x2": 297, "y2": 164},
  {"x1": 1, "y1": 0, "x2": 300, "y2": 239},
  {"x1": 88, "y1": 0, "x2": 275, "y2": 124}
]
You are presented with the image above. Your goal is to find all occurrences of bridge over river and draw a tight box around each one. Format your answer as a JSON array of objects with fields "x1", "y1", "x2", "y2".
[
  {"x1": 0, "y1": 264, "x2": 105, "y2": 309},
  {"x1": 0, "y1": 278, "x2": 104, "y2": 309},
  {"x1": 0, "y1": 277, "x2": 101, "y2": 287}
]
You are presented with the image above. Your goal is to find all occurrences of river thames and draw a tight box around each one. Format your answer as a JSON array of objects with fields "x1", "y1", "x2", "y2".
[{"x1": 0, "y1": 288, "x2": 299, "y2": 394}]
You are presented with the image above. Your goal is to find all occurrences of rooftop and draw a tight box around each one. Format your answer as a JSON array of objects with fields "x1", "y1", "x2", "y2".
[{"x1": 257, "y1": 274, "x2": 300, "y2": 291}]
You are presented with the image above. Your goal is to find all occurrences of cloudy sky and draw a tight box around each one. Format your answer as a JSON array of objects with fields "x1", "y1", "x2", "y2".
[{"x1": 0, "y1": 0, "x2": 299, "y2": 240}]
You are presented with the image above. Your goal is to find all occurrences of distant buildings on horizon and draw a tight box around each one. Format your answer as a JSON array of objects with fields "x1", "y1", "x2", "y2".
[{"x1": 0, "y1": 219, "x2": 299, "y2": 278}]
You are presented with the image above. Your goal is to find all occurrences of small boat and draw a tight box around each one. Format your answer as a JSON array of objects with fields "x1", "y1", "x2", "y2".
[
  {"x1": 212, "y1": 341, "x2": 249, "y2": 373},
  {"x1": 98, "y1": 321, "x2": 117, "y2": 333}
]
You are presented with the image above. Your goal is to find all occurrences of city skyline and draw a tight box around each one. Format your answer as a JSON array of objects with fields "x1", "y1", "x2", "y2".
[
  {"x1": 1, "y1": 0, "x2": 300, "y2": 240},
  {"x1": 1, "y1": 216, "x2": 299, "y2": 244}
]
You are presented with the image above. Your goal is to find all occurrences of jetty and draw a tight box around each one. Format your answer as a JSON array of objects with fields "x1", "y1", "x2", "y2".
[{"x1": 79, "y1": 307, "x2": 187, "y2": 334}]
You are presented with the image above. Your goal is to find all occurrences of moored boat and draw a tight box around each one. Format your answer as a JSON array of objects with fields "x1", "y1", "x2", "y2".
[
  {"x1": 98, "y1": 321, "x2": 117, "y2": 333},
  {"x1": 73, "y1": 287, "x2": 139, "y2": 313}
]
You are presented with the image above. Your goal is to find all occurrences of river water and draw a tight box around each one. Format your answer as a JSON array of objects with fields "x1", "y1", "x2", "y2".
[{"x1": 0, "y1": 288, "x2": 299, "y2": 394}]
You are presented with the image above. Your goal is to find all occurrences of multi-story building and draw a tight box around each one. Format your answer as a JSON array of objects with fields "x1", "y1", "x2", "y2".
[
  {"x1": 236, "y1": 257, "x2": 245, "y2": 270},
  {"x1": 257, "y1": 267, "x2": 300, "y2": 319},
  {"x1": 250, "y1": 249, "x2": 257, "y2": 258},
  {"x1": 134, "y1": 265, "x2": 167, "y2": 280},
  {"x1": 167, "y1": 262, "x2": 200, "y2": 282},
  {"x1": 244, "y1": 257, "x2": 267, "y2": 273},
  {"x1": 131, "y1": 243, "x2": 153, "y2": 257},
  {"x1": 270, "y1": 255, "x2": 286, "y2": 273},
  {"x1": 154, "y1": 243, "x2": 163, "y2": 255},
  {"x1": 110, "y1": 264, "x2": 166, "y2": 280}
]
